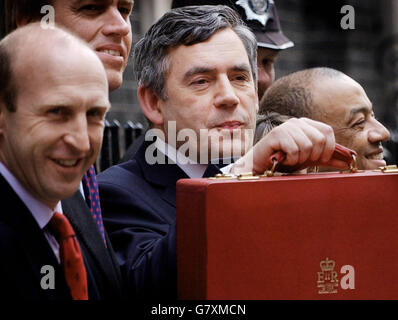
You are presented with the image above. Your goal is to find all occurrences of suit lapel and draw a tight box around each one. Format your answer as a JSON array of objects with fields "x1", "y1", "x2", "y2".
[
  {"x1": 136, "y1": 140, "x2": 189, "y2": 208},
  {"x1": 0, "y1": 175, "x2": 69, "y2": 300},
  {"x1": 61, "y1": 191, "x2": 122, "y2": 296}
]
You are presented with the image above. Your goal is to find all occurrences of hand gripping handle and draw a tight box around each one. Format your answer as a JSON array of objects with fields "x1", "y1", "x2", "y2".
[{"x1": 268, "y1": 143, "x2": 358, "y2": 175}]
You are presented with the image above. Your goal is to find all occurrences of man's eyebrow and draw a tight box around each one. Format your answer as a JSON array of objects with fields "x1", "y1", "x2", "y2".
[
  {"x1": 349, "y1": 106, "x2": 372, "y2": 116},
  {"x1": 231, "y1": 64, "x2": 252, "y2": 74},
  {"x1": 347, "y1": 105, "x2": 373, "y2": 123},
  {"x1": 183, "y1": 67, "x2": 214, "y2": 81},
  {"x1": 120, "y1": 0, "x2": 134, "y2": 5},
  {"x1": 183, "y1": 64, "x2": 251, "y2": 81},
  {"x1": 71, "y1": 0, "x2": 112, "y2": 6}
]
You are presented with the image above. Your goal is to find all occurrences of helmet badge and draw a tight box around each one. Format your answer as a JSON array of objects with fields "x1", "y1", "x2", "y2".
[{"x1": 235, "y1": 0, "x2": 274, "y2": 26}]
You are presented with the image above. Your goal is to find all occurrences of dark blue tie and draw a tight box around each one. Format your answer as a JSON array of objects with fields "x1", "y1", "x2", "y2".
[
  {"x1": 82, "y1": 165, "x2": 106, "y2": 246},
  {"x1": 202, "y1": 164, "x2": 223, "y2": 178}
]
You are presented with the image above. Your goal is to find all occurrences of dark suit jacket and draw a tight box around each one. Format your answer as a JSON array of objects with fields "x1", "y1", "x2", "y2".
[
  {"x1": 119, "y1": 133, "x2": 146, "y2": 164},
  {"x1": 0, "y1": 174, "x2": 124, "y2": 300},
  {"x1": 98, "y1": 139, "x2": 222, "y2": 299}
]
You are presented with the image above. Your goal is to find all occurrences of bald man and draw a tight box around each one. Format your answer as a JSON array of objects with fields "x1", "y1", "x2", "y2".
[
  {"x1": 1, "y1": 0, "x2": 134, "y2": 250},
  {"x1": 0, "y1": 24, "x2": 123, "y2": 300},
  {"x1": 258, "y1": 67, "x2": 391, "y2": 170}
]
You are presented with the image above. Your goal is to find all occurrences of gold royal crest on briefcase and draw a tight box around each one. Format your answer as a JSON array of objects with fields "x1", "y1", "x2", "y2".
[{"x1": 317, "y1": 258, "x2": 355, "y2": 294}]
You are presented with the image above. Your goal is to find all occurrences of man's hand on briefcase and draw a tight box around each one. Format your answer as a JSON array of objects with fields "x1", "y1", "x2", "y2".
[{"x1": 231, "y1": 118, "x2": 351, "y2": 175}]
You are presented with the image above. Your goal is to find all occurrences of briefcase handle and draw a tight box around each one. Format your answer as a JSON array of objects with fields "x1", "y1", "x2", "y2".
[{"x1": 268, "y1": 143, "x2": 358, "y2": 176}]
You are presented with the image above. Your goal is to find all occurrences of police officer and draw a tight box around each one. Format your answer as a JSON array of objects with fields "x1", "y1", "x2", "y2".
[{"x1": 171, "y1": 0, "x2": 294, "y2": 100}]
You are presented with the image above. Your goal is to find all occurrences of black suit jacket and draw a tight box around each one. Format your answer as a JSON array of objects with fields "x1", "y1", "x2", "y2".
[
  {"x1": 98, "y1": 139, "x2": 222, "y2": 299},
  {"x1": 0, "y1": 174, "x2": 124, "y2": 300}
]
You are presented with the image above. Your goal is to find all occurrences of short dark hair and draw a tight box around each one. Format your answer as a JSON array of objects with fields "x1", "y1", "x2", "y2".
[
  {"x1": 259, "y1": 67, "x2": 344, "y2": 119},
  {"x1": 0, "y1": 38, "x2": 17, "y2": 112},
  {"x1": 3, "y1": 0, "x2": 51, "y2": 36},
  {"x1": 133, "y1": 5, "x2": 257, "y2": 100},
  {"x1": 1, "y1": 1, "x2": 56, "y2": 111}
]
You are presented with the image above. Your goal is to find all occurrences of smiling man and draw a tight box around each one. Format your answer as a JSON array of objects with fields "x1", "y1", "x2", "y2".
[
  {"x1": 2, "y1": 0, "x2": 134, "y2": 246},
  {"x1": 259, "y1": 67, "x2": 391, "y2": 170},
  {"x1": 50, "y1": 0, "x2": 133, "y2": 91},
  {"x1": 98, "y1": 5, "x2": 343, "y2": 299},
  {"x1": 0, "y1": 24, "x2": 124, "y2": 300},
  {"x1": 4, "y1": 0, "x2": 133, "y2": 91}
]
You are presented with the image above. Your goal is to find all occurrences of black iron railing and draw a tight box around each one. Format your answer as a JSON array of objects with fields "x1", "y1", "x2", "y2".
[{"x1": 99, "y1": 120, "x2": 144, "y2": 172}]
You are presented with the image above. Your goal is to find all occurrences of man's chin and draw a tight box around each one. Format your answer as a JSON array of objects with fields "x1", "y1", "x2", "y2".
[
  {"x1": 360, "y1": 158, "x2": 387, "y2": 170},
  {"x1": 56, "y1": 184, "x2": 82, "y2": 201},
  {"x1": 106, "y1": 71, "x2": 123, "y2": 92}
]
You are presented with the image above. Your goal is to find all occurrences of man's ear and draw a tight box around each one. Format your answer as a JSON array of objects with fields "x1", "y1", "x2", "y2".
[
  {"x1": 0, "y1": 103, "x2": 6, "y2": 136},
  {"x1": 16, "y1": 13, "x2": 34, "y2": 28},
  {"x1": 137, "y1": 86, "x2": 164, "y2": 126}
]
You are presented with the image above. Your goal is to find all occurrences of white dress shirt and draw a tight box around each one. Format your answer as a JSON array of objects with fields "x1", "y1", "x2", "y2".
[{"x1": 154, "y1": 137, "x2": 233, "y2": 178}]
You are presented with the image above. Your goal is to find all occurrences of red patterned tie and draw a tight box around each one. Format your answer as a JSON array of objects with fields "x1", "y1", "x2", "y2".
[{"x1": 49, "y1": 212, "x2": 89, "y2": 300}]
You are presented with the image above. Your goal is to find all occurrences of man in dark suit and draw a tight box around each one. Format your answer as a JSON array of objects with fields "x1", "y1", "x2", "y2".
[
  {"x1": 98, "y1": 5, "x2": 345, "y2": 299},
  {"x1": 0, "y1": 24, "x2": 123, "y2": 300},
  {"x1": 119, "y1": 0, "x2": 293, "y2": 163},
  {"x1": 1, "y1": 0, "x2": 134, "y2": 245}
]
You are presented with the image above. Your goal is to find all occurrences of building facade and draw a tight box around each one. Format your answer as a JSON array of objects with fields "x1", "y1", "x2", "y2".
[{"x1": 108, "y1": 0, "x2": 398, "y2": 158}]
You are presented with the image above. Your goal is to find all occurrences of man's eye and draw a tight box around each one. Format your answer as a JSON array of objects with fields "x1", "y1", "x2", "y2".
[
  {"x1": 234, "y1": 75, "x2": 248, "y2": 81},
  {"x1": 191, "y1": 79, "x2": 208, "y2": 86},
  {"x1": 48, "y1": 108, "x2": 61, "y2": 115},
  {"x1": 47, "y1": 107, "x2": 64, "y2": 115},
  {"x1": 46, "y1": 107, "x2": 70, "y2": 119},
  {"x1": 353, "y1": 119, "x2": 365, "y2": 127},
  {"x1": 80, "y1": 4, "x2": 105, "y2": 13},
  {"x1": 87, "y1": 108, "x2": 106, "y2": 120},
  {"x1": 119, "y1": 6, "x2": 133, "y2": 16}
]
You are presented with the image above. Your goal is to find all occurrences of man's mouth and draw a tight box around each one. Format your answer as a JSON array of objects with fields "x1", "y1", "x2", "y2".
[
  {"x1": 215, "y1": 121, "x2": 244, "y2": 130},
  {"x1": 366, "y1": 147, "x2": 385, "y2": 161},
  {"x1": 53, "y1": 159, "x2": 79, "y2": 168},
  {"x1": 366, "y1": 152, "x2": 384, "y2": 160},
  {"x1": 98, "y1": 49, "x2": 122, "y2": 57}
]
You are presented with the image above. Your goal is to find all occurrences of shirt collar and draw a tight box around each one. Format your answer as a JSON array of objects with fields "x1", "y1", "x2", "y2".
[
  {"x1": 154, "y1": 137, "x2": 208, "y2": 179},
  {"x1": 0, "y1": 162, "x2": 62, "y2": 229}
]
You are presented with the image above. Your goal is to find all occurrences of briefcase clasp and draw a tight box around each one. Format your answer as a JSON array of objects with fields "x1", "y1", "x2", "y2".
[{"x1": 376, "y1": 165, "x2": 398, "y2": 173}]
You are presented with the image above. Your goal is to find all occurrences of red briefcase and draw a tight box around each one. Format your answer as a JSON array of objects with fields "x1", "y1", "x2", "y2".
[{"x1": 176, "y1": 146, "x2": 398, "y2": 300}]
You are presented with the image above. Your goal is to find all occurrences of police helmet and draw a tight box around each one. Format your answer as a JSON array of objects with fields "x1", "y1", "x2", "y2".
[{"x1": 171, "y1": 0, "x2": 294, "y2": 50}]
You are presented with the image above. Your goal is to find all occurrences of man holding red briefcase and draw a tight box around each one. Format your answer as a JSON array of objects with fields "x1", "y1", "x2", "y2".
[{"x1": 98, "y1": 5, "x2": 350, "y2": 299}]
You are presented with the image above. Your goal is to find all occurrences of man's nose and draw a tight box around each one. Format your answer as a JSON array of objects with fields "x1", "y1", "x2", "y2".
[
  {"x1": 63, "y1": 116, "x2": 91, "y2": 154},
  {"x1": 214, "y1": 76, "x2": 239, "y2": 109},
  {"x1": 101, "y1": 7, "x2": 131, "y2": 37},
  {"x1": 368, "y1": 118, "x2": 390, "y2": 143}
]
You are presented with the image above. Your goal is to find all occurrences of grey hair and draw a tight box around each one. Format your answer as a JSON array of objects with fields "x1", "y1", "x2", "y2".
[
  {"x1": 133, "y1": 5, "x2": 258, "y2": 100},
  {"x1": 254, "y1": 111, "x2": 292, "y2": 144}
]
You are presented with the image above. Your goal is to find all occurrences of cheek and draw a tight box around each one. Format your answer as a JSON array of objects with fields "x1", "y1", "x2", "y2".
[
  {"x1": 90, "y1": 128, "x2": 105, "y2": 150},
  {"x1": 242, "y1": 93, "x2": 258, "y2": 125},
  {"x1": 124, "y1": 31, "x2": 133, "y2": 54},
  {"x1": 166, "y1": 96, "x2": 207, "y2": 126},
  {"x1": 336, "y1": 130, "x2": 366, "y2": 154},
  {"x1": 56, "y1": 14, "x2": 94, "y2": 43}
]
